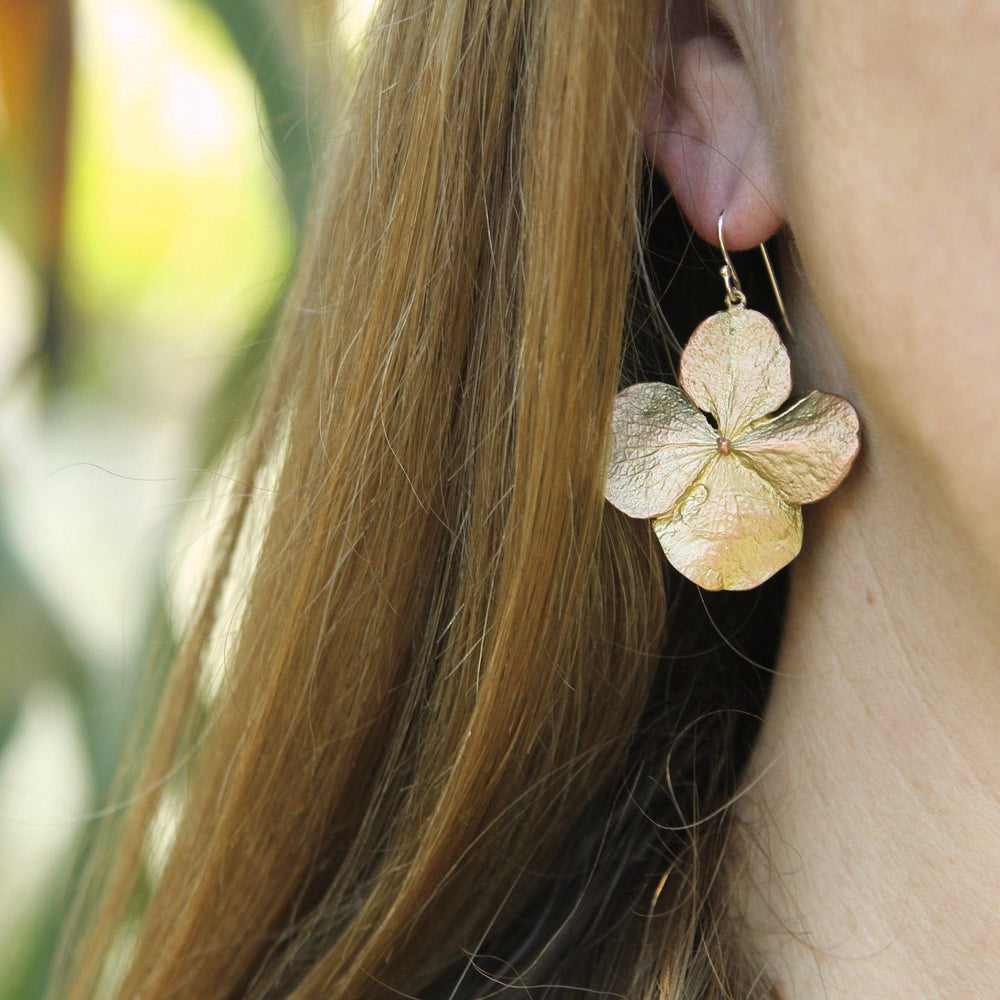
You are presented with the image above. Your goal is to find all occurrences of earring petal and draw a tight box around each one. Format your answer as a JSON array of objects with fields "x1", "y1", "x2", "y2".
[
  {"x1": 605, "y1": 382, "x2": 717, "y2": 520},
  {"x1": 735, "y1": 390, "x2": 861, "y2": 505},
  {"x1": 653, "y1": 454, "x2": 802, "y2": 591},
  {"x1": 680, "y1": 307, "x2": 792, "y2": 438}
]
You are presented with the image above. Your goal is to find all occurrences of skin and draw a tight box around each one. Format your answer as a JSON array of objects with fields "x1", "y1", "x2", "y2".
[{"x1": 645, "y1": 0, "x2": 1000, "y2": 996}]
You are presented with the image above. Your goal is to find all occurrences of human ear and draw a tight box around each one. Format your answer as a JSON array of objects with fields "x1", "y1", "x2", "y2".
[{"x1": 644, "y1": 14, "x2": 784, "y2": 250}]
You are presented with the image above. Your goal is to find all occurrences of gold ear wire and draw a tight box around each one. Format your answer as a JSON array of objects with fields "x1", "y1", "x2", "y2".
[
  {"x1": 758, "y1": 239, "x2": 796, "y2": 343},
  {"x1": 717, "y1": 211, "x2": 796, "y2": 342},
  {"x1": 716, "y1": 211, "x2": 746, "y2": 309}
]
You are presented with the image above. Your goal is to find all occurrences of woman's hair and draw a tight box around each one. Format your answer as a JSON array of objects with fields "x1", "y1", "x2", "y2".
[{"x1": 53, "y1": 1, "x2": 783, "y2": 997}]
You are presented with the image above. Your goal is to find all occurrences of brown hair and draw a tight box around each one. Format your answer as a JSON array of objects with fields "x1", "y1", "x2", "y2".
[{"x1": 53, "y1": 1, "x2": 781, "y2": 997}]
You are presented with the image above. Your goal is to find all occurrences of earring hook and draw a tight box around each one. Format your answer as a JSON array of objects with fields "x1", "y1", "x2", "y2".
[
  {"x1": 717, "y1": 211, "x2": 796, "y2": 341},
  {"x1": 717, "y1": 212, "x2": 746, "y2": 309}
]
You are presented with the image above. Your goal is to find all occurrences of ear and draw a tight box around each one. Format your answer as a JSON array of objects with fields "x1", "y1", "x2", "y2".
[{"x1": 644, "y1": 27, "x2": 785, "y2": 251}]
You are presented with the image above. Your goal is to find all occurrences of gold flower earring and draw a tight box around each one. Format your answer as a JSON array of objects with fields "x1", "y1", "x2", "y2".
[{"x1": 605, "y1": 215, "x2": 860, "y2": 591}]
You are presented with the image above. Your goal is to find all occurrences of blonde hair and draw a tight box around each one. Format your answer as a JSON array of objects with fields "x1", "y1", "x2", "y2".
[{"x1": 53, "y1": 1, "x2": 779, "y2": 997}]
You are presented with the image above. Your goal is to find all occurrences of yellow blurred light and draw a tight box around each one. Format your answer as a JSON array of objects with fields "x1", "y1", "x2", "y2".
[
  {"x1": 161, "y1": 63, "x2": 237, "y2": 164},
  {"x1": 340, "y1": 0, "x2": 379, "y2": 49},
  {"x1": 65, "y1": 0, "x2": 293, "y2": 351}
]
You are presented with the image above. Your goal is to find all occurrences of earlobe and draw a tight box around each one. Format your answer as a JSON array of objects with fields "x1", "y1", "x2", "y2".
[{"x1": 644, "y1": 34, "x2": 785, "y2": 250}]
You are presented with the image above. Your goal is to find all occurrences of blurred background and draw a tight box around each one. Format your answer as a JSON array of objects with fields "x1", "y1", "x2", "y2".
[{"x1": 0, "y1": 1, "x2": 371, "y2": 994}]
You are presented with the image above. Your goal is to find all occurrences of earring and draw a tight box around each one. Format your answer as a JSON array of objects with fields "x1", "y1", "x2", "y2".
[{"x1": 604, "y1": 215, "x2": 860, "y2": 591}]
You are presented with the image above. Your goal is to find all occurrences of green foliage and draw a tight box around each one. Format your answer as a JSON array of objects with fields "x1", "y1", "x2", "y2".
[
  {"x1": 0, "y1": 0, "x2": 323, "y2": 995},
  {"x1": 201, "y1": 0, "x2": 316, "y2": 233}
]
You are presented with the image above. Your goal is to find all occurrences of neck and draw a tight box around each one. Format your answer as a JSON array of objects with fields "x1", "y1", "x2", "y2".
[{"x1": 733, "y1": 280, "x2": 1000, "y2": 1000}]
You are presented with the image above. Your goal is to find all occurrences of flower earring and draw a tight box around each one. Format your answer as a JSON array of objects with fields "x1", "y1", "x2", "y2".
[{"x1": 605, "y1": 216, "x2": 860, "y2": 591}]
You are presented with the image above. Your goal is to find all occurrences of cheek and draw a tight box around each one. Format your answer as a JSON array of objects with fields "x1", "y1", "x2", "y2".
[{"x1": 778, "y1": 0, "x2": 1000, "y2": 565}]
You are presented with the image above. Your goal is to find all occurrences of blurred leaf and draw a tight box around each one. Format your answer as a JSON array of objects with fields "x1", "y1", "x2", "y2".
[
  {"x1": 0, "y1": 516, "x2": 86, "y2": 721},
  {"x1": 0, "y1": 873, "x2": 65, "y2": 1000},
  {"x1": 0, "y1": 501, "x2": 141, "y2": 798},
  {"x1": 197, "y1": 285, "x2": 283, "y2": 465},
  {"x1": 187, "y1": 0, "x2": 328, "y2": 460},
  {"x1": 0, "y1": 2, "x2": 323, "y2": 994},
  {"x1": 0, "y1": 701, "x2": 20, "y2": 765},
  {"x1": 0, "y1": 511, "x2": 173, "y2": 1000},
  {"x1": 197, "y1": 0, "x2": 315, "y2": 232},
  {"x1": 0, "y1": 0, "x2": 74, "y2": 383},
  {"x1": 0, "y1": 515, "x2": 92, "y2": 1000}
]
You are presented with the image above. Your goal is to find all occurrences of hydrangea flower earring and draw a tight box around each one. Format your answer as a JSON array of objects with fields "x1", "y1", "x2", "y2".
[{"x1": 605, "y1": 218, "x2": 860, "y2": 590}]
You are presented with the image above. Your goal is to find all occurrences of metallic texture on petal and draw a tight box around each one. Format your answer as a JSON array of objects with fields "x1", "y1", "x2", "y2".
[
  {"x1": 653, "y1": 454, "x2": 803, "y2": 591},
  {"x1": 679, "y1": 307, "x2": 792, "y2": 439},
  {"x1": 736, "y1": 390, "x2": 861, "y2": 505},
  {"x1": 605, "y1": 382, "x2": 717, "y2": 520}
]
